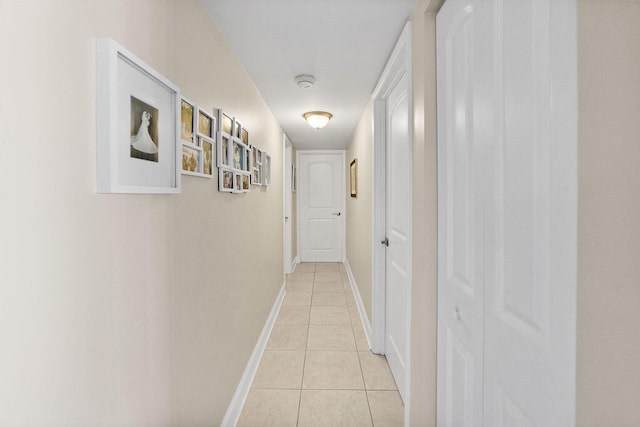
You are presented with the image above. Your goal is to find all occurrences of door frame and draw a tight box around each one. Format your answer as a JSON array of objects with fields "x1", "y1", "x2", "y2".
[
  {"x1": 371, "y1": 20, "x2": 413, "y2": 402},
  {"x1": 295, "y1": 149, "x2": 346, "y2": 263},
  {"x1": 283, "y1": 134, "x2": 293, "y2": 274}
]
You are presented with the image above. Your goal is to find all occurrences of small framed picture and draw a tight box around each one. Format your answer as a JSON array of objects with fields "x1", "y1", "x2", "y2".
[
  {"x1": 202, "y1": 139, "x2": 214, "y2": 177},
  {"x1": 263, "y1": 153, "x2": 271, "y2": 186},
  {"x1": 233, "y1": 118, "x2": 242, "y2": 139},
  {"x1": 217, "y1": 134, "x2": 230, "y2": 167},
  {"x1": 180, "y1": 97, "x2": 196, "y2": 144},
  {"x1": 234, "y1": 173, "x2": 242, "y2": 192},
  {"x1": 219, "y1": 110, "x2": 233, "y2": 135},
  {"x1": 241, "y1": 174, "x2": 250, "y2": 192},
  {"x1": 232, "y1": 140, "x2": 244, "y2": 170},
  {"x1": 241, "y1": 128, "x2": 249, "y2": 146},
  {"x1": 219, "y1": 168, "x2": 234, "y2": 193},
  {"x1": 350, "y1": 158, "x2": 358, "y2": 197},
  {"x1": 253, "y1": 166, "x2": 262, "y2": 185},
  {"x1": 182, "y1": 145, "x2": 201, "y2": 173},
  {"x1": 197, "y1": 107, "x2": 215, "y2": 140},
  {"x1": 292, "y1": 164, "x2": 296, "y2": 192}
]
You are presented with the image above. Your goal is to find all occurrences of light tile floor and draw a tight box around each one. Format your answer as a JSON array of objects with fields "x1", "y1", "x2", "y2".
[{"x1": 238, "y1": 262, "x2": 404, "y2": 427}]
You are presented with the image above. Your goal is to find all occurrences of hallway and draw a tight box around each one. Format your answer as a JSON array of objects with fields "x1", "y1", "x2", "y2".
[{"x1": 237, "y1": 263, "x2": 403, "y2": 426}]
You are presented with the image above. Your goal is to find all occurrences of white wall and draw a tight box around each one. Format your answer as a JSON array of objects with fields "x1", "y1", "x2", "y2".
[{"x1": 0, "y1": 1, "x2": 283, "y2": 425}]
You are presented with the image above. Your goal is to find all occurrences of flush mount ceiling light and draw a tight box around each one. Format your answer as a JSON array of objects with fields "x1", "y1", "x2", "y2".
[{"x1": 303, "y1": 111, "x2": 333, "y2": 129}]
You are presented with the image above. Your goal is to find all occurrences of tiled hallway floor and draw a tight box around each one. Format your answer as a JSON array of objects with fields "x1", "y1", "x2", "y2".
[{"x1": 237, "y1": 262, "x2": 404, "y2": 427}]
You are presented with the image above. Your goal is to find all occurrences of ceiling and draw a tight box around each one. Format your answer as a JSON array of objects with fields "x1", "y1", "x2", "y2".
[{"x1": 201, "y1": 0, "x2": 417, "y2": 150}]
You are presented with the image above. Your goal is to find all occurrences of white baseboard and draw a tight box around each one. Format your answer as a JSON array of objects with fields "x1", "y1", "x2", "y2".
[
  {"x1": 290, "y1": 255, "x2": 299, "y2": 273},
  {"x1": 221, "y1": 282, "x2": 286, "y2": 427},
  {"x1": 344, "y1": 260, "x2": 373, "y2": 349}
]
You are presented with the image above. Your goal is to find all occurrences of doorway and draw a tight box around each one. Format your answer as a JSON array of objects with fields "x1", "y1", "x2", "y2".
[
  {"x1": 283, "y1": 135, "x2": 293, "y2": 274},
  {"x1": 297, "y1": 150, "x2": 345, "y2": 263},
  {"x1": 371, "y1": 23, "x2": 412, "y2": 405}
]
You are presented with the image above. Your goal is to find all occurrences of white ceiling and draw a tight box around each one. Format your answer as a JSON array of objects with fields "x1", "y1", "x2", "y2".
[{"x1": 201, "y1": 0, "x2": 417, "y2": 150}]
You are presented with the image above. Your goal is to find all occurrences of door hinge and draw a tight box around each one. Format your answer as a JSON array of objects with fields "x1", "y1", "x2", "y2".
[{"x1": 381, "y1": 237, "x2": 389, "y2": 247}]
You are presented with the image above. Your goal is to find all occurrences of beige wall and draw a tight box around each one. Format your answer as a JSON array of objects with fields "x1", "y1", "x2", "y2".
[
  {"x1": 0, "y1": 1, "x2": 283, "y2": 425},
  {"x1": 408, "y1": 0, "x2": 441, "y2": 425},
  {"x1": 577, "y1": 1, "x2": 640, "y2": 424},
  {"x1": 345, "y1": 101, "x2": 374, "y2": 319}
]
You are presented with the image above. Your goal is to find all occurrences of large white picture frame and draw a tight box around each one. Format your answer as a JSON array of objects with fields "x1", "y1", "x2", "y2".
[{"x1": 96, "y1": 38, "x2": 181, "y2": 194}]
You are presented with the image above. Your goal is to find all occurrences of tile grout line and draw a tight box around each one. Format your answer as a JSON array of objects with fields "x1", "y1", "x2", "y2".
[{"x1": 296, "y1": 263, "x2": 314, "y2": 427}]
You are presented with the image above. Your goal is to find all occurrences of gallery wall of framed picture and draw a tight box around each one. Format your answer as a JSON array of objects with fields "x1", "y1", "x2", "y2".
[
  {"x1": 180, "y1": 98, "x2": 215, "y2": 179},
  {"x1": 96, "y1": 38, "x2": 273, "y2": 196}
]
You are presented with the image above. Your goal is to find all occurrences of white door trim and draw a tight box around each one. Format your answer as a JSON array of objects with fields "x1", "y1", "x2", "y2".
[
  {"x1": 283, "y1": 134, "x2": 293, "y2": 274},
  {"x1": 371, "y1": 21, "x2": 412, "y2": 418},
  {"x1": 371, "y1": 22, "x2": 412, "y2": 352},
  {"x1": 296, "y1": 149, "x2": 346, "y2": 263}
]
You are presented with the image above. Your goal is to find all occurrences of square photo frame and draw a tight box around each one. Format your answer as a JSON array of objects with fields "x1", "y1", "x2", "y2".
[
  {"x1": 181, "y1": 145, "x2": 201, "y2": 174},
  {"x1": 96, "y1": 38, "x2": 180, "y2": 194}
]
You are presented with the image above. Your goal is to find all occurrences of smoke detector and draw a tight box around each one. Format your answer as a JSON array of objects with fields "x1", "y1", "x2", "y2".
[{"x1": 295, "y1": 74, "x2": 315, "y2": 89}]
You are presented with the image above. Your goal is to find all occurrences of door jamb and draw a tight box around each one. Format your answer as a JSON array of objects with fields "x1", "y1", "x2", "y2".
[{"x1": 283, "y1": 134, "x2": 293, "y2": 274}]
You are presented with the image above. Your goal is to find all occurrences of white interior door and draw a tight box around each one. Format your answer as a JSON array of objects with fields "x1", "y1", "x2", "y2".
[
  {"x1": 482, "y1": 0, "x2": 577, "y2": 425},
  {"x1": 436, "y1": 1, "x2": 485, "y2": 423},
  {"x1": 284, "y1": 137, "x2": 293, "y2": 274},
  {"x1": 298, "y1": 151, "x2": 344, "y2": 263},
  {"x1": 384, "y1": 72, "x2": 411, "y2": 404},
  {"x1": 436, "y1": 0, "x2": 577, "y2": 425}
]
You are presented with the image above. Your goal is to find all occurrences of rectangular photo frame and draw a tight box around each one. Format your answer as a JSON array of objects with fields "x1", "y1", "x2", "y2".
[
  {"x1": 96, "y1": 38, "x2": 181, "y2": 194},
  {"x1": 292, "y1": 164, "x2": 296, "y2": 192},
  {"x1": 350, "y1": 158, "x2": 358, "y2": 197},
  {"x1": 263, "y1": 153, "x2": 271, "y2": 186},
  {"x1": 181, "y1": 145, "x2": 201, "y2": 174},
  {"x1": 241, "y1": 174, "x2": 251, "y2": 192},
  {"x1": 180, "y1": 97, "x2": 196, "y2": 145},
  {"x1": 196, "y1": 107, "x2": 215, "y2": 141},
  {"x1": 217, "y1": 133, "x2": 231, "y2": 168},
  {"x1": 219, "y1": 168, "x2": 234, "y2": 193},
  {"x1": 201, "y1": 138, "x2": 214, "y2": 177},
  {"x1": 233, "y1": 172, "x2": 242, "y2": 193},
  {"x1": 219, "y1": 109, "x2": 233, "y2": 135}
]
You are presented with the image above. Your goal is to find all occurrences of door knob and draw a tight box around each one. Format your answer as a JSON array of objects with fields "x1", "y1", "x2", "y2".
[{"x1": 332, "y1": 212, "x2": 341, "y2": 216}]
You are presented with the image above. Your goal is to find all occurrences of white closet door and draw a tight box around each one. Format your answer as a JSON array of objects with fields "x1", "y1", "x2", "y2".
[
  {"x1": 436, "y1": 0, "x2": 485, "y2": 424},
  {"x1": 437, "y1": 0, "x2": 577, "y2": 425},
  {"x1": 482, "y1": 0, "x2": 577, "y2": 425}
]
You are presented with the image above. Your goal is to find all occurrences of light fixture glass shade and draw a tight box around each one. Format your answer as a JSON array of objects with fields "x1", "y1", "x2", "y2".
[{"x1": 303, "y1": 111, "x2": 333, "y2": 129}]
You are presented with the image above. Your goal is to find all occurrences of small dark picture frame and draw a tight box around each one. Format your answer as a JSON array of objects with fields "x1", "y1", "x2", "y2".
[{"x1": 350, "y1": 158, "x2": 358, "y2": 198}]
